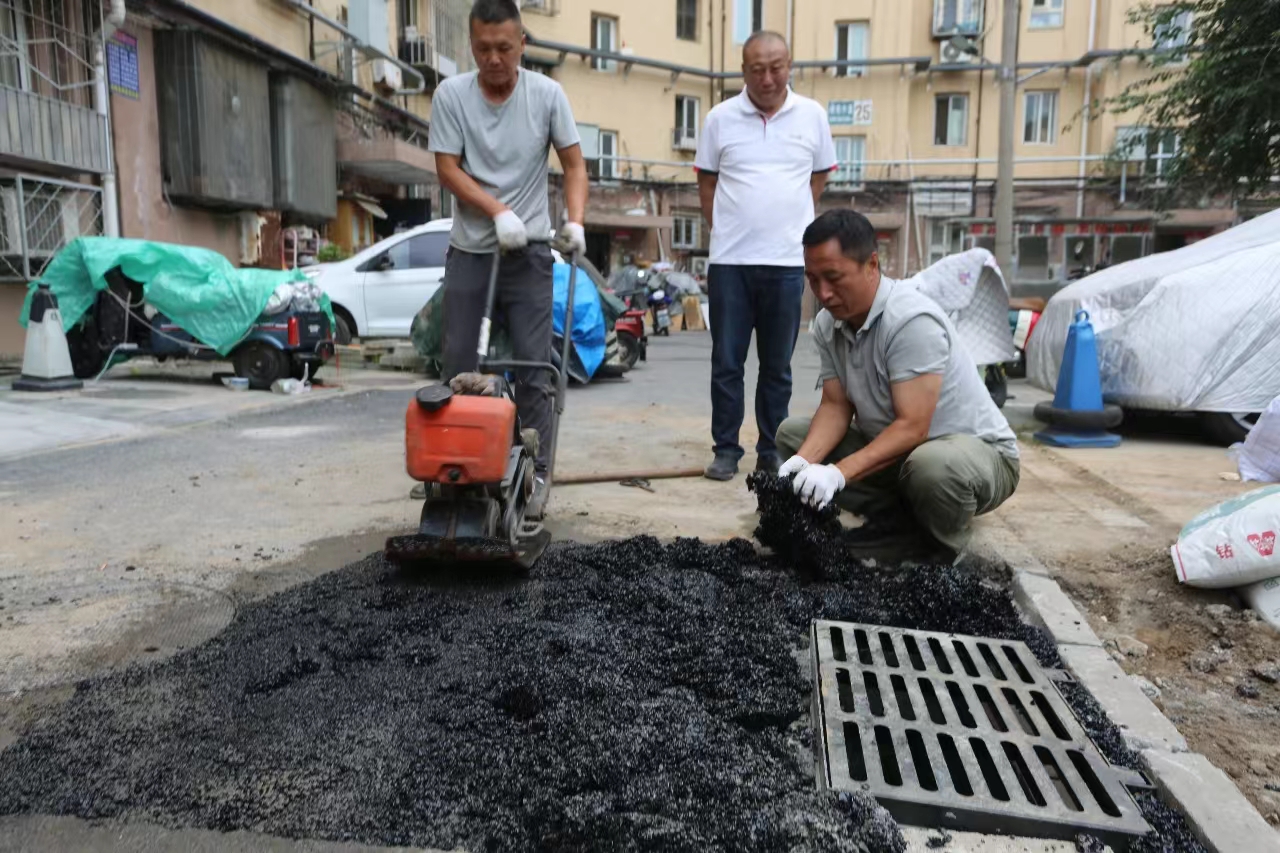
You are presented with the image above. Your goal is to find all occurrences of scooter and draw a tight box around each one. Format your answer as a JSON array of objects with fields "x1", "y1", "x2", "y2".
[
  {"x1": 648, "y1": 288, "x2": 672, "y2": 337},
  {"x1": 612, "y1": 306, "x2": 648, "y2": 368}
]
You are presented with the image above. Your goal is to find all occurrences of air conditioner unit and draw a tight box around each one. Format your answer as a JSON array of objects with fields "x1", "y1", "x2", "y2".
[
  {"x1": 1, "y1": 189, "x2": 94, "y2": 257},
  {"x1": 373, "y1": 58, "x2": 402, "y2": 90},
  {"x1": 691, "y1": 257, "x2": 709, "y2": 276},
  {"x1": 938, "y1": 35, "x2": 981, "y2": 66}
]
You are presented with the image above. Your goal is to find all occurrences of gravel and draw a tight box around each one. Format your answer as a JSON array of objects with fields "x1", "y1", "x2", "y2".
[{"x1": 0, "y1": 475, "x2": 1207, "y2": 852}]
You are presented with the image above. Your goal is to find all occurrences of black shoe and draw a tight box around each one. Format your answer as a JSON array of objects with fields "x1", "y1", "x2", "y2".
[
  {"x1": 704, "y1": 453, "x2": 739, "y2": 481},
  {"x1": 755, "y1": 452, "x2": 781, "y2": 475}
]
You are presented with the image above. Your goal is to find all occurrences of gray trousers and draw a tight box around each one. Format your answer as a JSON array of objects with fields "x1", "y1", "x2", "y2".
[
  {"x1": 775, "y1": 417, "x2": 1020, "y2": 551},
  {"x1": 441, "y1": 243, "x2": 554, "y2": 472}
]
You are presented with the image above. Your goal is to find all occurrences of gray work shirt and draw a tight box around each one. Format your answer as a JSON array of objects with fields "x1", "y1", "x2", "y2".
[
  {"x1": 427, "y1": 69, "x2": 580, "y2": 253},
  {"x1": 813, "y1": 275, "x2": 1019, "y2": 459}
]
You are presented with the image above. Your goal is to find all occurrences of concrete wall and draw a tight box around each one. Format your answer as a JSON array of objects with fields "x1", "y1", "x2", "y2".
[{"x1": 110, "y1": 22, "x2": 243, "y2": 262}]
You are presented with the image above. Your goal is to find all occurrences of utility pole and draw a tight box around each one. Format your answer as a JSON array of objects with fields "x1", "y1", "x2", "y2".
[{"x1": 994, "y1": 0, "x2": 1020, "y2": 279}]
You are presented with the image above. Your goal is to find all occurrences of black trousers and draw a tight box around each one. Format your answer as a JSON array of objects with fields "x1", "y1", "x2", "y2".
[{"x1": 440, "y1": 243, "x2": 554, "y2": 472}]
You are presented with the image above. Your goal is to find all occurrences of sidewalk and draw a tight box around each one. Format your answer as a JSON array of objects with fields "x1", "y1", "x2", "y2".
[{"x1": 0, "y1": 358, "x2": 421, "y2": 462}]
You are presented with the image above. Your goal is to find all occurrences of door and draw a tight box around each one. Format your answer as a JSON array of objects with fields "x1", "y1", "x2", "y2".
[{"x1": 361, "y1": 230, "x2": 451, "y2": 336}]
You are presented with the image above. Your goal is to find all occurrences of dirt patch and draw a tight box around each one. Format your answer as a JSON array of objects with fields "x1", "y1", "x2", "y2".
[{"x1": 1058, "y1": 543, "x2": 1280, "y2": 824}]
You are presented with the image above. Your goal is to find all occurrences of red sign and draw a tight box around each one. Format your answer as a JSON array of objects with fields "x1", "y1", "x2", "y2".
[{"x1": 1051, "y1": 224, "x2": 1065, "y2": 236}]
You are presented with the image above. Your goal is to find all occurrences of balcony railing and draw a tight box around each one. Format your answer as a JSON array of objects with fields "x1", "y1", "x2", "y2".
[
  {"x1": 672, "y1": 128, "x2": 698, "y2": 152},
  {"x1": 0, "y1": 84, "x2": 110, "y2": 174}
]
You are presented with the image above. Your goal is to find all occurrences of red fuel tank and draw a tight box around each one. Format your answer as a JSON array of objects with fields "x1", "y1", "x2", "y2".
[{"x1": 405, "y1": 393, "x2": 515, "y2": 485}]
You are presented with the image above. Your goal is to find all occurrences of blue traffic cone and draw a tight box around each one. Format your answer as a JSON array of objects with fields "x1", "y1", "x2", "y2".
[{"x1": 1033, "y1": 309, "x2": 1122, "y2": 448}]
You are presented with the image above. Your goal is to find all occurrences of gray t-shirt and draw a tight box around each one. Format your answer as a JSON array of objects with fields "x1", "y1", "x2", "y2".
[
  {"x1": 427, "y1": 69, "x2": 580, "y2": 252},
  {"x1": 813, "y1": 275, "x2": 1019, "y2": 459}
]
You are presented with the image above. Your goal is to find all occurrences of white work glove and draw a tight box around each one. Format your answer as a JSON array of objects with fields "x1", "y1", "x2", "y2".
[
  {"x1": 778, "y1": 455, "x2": 810, "y2": 479},
  {"x1": 558, "y1": 221, "x2": 586, "y2": 256},
  {"x1": 493, "y1": 210, "x2": 529, "y2": 251},
  {"x1": 792, "y1": 463, "x2": 846, "y2": 510}
]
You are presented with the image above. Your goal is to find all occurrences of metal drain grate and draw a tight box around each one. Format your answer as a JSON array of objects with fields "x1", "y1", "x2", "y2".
[{"x1": 810, "y1": 621, "x2": 1153, "y2": 847}]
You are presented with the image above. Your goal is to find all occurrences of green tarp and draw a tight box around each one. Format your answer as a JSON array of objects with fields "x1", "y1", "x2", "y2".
[{"x1": 20, "y1": 237, "x2": 335, "y2": 357}]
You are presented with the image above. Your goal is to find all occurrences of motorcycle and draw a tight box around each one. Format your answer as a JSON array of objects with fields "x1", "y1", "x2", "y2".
[{"x1": 648, "y1": 288, "x2": 673, "y2": 337}]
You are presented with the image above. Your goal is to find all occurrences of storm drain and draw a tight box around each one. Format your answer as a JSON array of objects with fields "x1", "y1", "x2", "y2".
[{"x1": 810, "y1": 620, "x2": 1153, "y2": 848}]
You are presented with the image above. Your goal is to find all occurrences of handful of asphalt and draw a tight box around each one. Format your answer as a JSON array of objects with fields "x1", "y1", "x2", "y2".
[{"x1": 0, "y1": 474, "x2": 1204, "y2": 852}]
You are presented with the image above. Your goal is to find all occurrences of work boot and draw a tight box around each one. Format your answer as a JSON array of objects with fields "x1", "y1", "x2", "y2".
[
  {"x1": 704, "y1": 452, "x2": 739, "y2": 481},
  {"x1": 845, "y1": 513, "x2": 956, "y2": 563},
  {"x1": 526, "y1": 474, "x2": 549, "y2": 521},
  {"x1": 755, "y1": 452, "x2": 780, "y2": 475},
  {"x1": 410, "y1": 482, "x2": 426, "y2": 500}
]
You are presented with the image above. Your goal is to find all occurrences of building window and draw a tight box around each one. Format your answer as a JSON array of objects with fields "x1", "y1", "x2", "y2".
[
  {"x1": 1016, "y1": 235, "x2": 1050, "y2": 280},
  {"x1": 832, "y1": 136, "x2": 866, "y2": 186},
  {"x1": 835, "y1": 22, "x2": 868, "y2": 78},
  {"x1": 1149, "y1": 129, "x2": 1179, "y2": 178},
  {"x1": 672, "y1": 215, "x2": 699, "y2": 249},
  {"x1": 591, "y1": 130, "x2": 618, "y2": 180},
  {"x1": 733, "y1": 0, "x2": 763, "y2": 43},
  {"x1": 933, "y1": 0, "x2": 982, "y2": 36},
  {"x1": 1023, "y1": 90, "x2": 1059, "y2": 144},
  {"x1": 1154, "y1": 9, "x2": 1193, "y2": 50},
  {"x1": 1029, "y1": 0, "x2": 1064, "y2": 29},
  {"x1": 676, "y1": 0, "x2": 698, "y2": 41},
  {"x1": 928, "y1": 221, "x2": 966, "y2": 265},
  {"x1": 591, "y1": 14, "x2": 618, "y2": 72},
  {"x1": 0, "y1": 7, "x2": 30, "y2": 91},
  {"x1": 934, "y1": 94, "x2": 968, "y2": 146},
  {"x1": 673, "y1": 96, "x2": 700, "y2": 151}
]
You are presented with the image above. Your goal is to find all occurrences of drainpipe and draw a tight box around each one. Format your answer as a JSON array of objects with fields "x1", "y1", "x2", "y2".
[
  {"x1": 1077, "y1": 0, "x2": 1098, "y2": 217},
  {"x1": 785, "y1": 0, "x2": 793, "y2": 46},
  {"x1": 94, "y1": 0, "x2": 126, "y2": 239}
]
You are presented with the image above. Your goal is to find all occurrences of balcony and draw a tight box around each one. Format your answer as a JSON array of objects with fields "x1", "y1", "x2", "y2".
[
  {"x1": 672, "y1": 128, "x2": 698, "y2": 153},
  {"x1": 0, "y1": 84, "x2": 110, "y2": 175}
]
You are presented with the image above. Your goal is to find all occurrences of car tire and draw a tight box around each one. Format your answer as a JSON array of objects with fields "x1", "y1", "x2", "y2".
[
  {"x1": 617, "y1": 330, "x2": 642, "y2": 369},
  {"x1": 332, "y1": 312, "x2": 354, "y2": 345},
  {"x1": 234, "y1": 342, "x2": 289, "y2": 390},
  {"x1": 1200, "y1": 411, "x2": 1260, "y2": 447},
  {"x1": 1033, "y1": 402, "x2": 1124, "y2": 431},
  {"x1": 66, "y1": 319, "x2": 108, "y2": 379}
]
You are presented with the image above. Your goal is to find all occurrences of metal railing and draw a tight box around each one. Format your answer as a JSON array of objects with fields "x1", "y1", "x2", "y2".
[
  {"x1": 0, "y1": 0, "x2": 100, "y2": 108},
  {"x1": 0, "y1": 172, "x2": 102, "y2": 281}
]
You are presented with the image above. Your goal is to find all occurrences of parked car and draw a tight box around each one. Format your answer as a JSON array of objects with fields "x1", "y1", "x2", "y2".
[
  {"x1": 65, "y1": 266, "x2": 333, "y2": 389},
  {"x1": 303, "y1": 218, "x2": 453, "y2": 343},
  {"x1": 1029, "y1": 209, "x2": 1280, "y2": 446}
]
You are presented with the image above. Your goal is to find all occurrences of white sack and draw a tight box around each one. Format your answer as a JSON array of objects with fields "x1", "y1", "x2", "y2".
[
  {"x1": 1171, "y1": 485, "x2": 1280, "y2": 588},
  {"x1": 1029, "y1": 208, "x2": 1280, "y2": 413}
]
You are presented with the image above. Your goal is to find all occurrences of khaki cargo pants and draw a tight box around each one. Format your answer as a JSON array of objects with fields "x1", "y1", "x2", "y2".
[{"x1": 775, "y1": 417, "x2": 1020, "y2": 552}]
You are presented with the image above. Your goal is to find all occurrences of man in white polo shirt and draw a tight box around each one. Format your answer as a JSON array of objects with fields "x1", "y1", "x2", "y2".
[{"x1": 694, "y1": 31, "x2": 837, "y2": 481}]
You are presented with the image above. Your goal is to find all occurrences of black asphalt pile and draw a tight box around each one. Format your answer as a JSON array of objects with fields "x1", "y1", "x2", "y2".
[
  {"x1": 0, "y1": 489, "x2": 1202, "y2": 852},
  {"x1": 747, "y1": 471, "x2": 843, "y2": 576}
]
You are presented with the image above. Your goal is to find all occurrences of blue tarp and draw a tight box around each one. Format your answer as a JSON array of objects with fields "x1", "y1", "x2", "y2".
[{"x1": 553, "y1": 261, "x2": 606, "y2": 379}]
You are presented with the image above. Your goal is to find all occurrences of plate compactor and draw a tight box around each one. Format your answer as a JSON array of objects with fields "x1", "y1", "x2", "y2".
[{"x1": 384, "y1": 241, "x2": 580, "y2": 571}]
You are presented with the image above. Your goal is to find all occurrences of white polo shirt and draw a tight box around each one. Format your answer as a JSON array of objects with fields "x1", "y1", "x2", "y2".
[{"x1": 694, "y1": 88, "x2": 837, "y2": 267}]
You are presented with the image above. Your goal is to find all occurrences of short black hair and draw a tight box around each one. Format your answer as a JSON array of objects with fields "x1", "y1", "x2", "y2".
[
  {"x1": 802, "y1": 209, "x2": 878, "y2": 264},
  {"x1": 470, "y1": 0, "x2": 521, "y2": 26},
  {"x1": 742, "y1": 30, "x2": 788, "y2": 60}
]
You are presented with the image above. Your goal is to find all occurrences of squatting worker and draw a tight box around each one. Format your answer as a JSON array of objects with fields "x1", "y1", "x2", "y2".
[
  {"x1": 427, "y1": 0, "x2": 588, "y2": 507},
  {"x1": 694, "y1": 31, "x2": 837, "y2": 482},
  {"x1": 776, "y1": 210, "x2": 1020, "y2": 559}
]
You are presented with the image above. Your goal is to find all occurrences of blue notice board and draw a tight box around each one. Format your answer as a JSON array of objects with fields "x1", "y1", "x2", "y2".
[{"x1": 107, "y1": 31, "x2": 140, "y2": 100}]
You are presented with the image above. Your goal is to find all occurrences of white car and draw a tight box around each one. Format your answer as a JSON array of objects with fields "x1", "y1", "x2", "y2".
[
  {"x1": 303, "y1": 217, "x2": 584, "y2": 344},
  {"x1": 302, "y1": 218, "x2": 453, "y2": 342}
]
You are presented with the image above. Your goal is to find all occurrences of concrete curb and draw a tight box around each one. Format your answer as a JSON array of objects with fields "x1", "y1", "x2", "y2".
[{"x1": 994, "y1": 549, "x2": 1280, "y2": 853}]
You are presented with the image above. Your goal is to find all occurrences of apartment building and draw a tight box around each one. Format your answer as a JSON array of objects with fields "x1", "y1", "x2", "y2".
[
  {"x1": 517, "y1": 0, "x2": 1271, "y2": 292},
  {"x1": 1, "y1": 0, "x2": 446, "y2": 355},
  {"x1": 1, "y1": 0, "x2": 1273, "y2": 355}
]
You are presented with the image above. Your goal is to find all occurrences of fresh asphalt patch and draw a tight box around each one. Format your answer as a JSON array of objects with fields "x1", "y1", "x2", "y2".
[{"x1": 0, "y1": 476, "x2": 1205, "y2": 852}]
